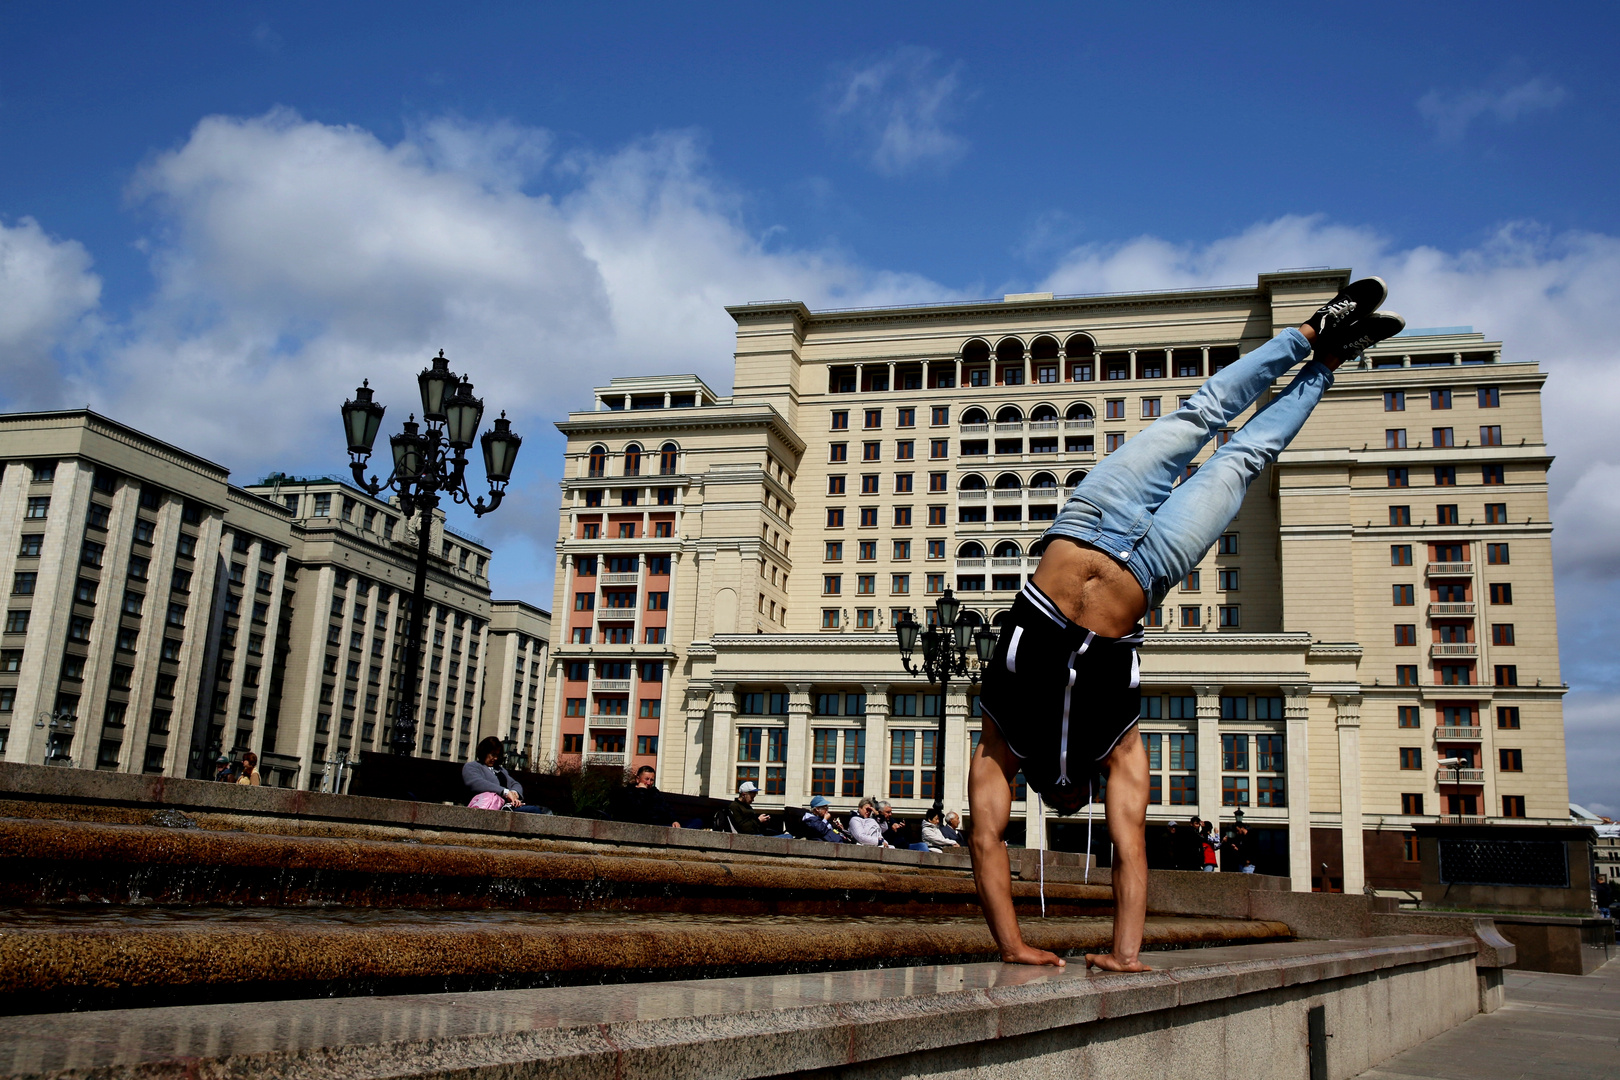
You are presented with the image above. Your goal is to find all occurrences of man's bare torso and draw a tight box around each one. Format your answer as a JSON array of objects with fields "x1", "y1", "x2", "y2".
[{"x1": 1028, "y1": 536, "x2": 1148, "y2": 638}]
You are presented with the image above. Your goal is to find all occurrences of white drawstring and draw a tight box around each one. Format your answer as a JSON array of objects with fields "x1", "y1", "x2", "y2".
[{"x1": 1085, "y1": 780, "x2": 1094, "y2": 884}]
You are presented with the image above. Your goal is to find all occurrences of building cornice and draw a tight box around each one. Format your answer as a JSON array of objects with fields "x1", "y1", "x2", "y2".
[
  {"x1": 556, "y1": 405, "x2": 806, "y2": 455},
  {"x1": 0, "y1": 409, "x2": 233, "y2": 484}
]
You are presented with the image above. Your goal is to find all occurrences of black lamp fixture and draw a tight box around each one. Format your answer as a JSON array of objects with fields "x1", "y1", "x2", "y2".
[
  {"x1": 895, "y1": 588, "x2": 999, "y2": 819},
  {"x1": 339, "y1": 349, "x2": 523, "y2": 757}
]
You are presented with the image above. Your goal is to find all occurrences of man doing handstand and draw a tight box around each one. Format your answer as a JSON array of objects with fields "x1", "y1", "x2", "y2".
[{"x1": 969, "y1": 278, "x2": 1403, "y2": 970}]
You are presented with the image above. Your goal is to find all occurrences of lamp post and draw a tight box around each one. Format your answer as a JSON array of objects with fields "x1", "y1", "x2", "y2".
[
  {"x1": 1438, "y1": 756, "x2": 1466, "y2": 820},
  {"x1": 35, "y1": 707, "x2": 77, "y2": 767},
  {"x1": 340, "y1": 351, "x2": 523, "y2": 756},
  {"x1": 894, "y1": 589, "x2": 998, "y2": 819}
]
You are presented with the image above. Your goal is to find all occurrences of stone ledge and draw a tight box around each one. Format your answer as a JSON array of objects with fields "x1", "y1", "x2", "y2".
[{"x1": 0, "y1": 935, "x2": 1477, "y2": 1080}]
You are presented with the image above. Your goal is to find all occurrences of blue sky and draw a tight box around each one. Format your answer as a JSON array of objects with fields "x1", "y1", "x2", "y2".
[{"x1": 3, "y1": 2, "x2": 1617, "y2": 813}]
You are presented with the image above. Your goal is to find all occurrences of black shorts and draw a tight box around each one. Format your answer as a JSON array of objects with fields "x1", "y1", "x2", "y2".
[{"x1": 978, "y1": 582, "x2": 1144, "y2": 814}]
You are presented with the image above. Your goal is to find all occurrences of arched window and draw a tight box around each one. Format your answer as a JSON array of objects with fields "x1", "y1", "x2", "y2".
[
  {"x1": 993, "y1": 541, "x2": 1022, "y2": 559},
  {"x1": 960, "y1": 609, "x2": 985, "y2": 626},
  {"x1": 1030, "y1": 336, "x2": 1060, "y2": 360},
  {"x1": 659, "y1": 442, "x2": 679, "y2": 475},
  {"x1": 959, "y1": 474, "x2": 987, "y2": 491},
  {"x1": 587, "y1": 445, "x2": 607, "y2": 478},
  {"x1": 623, "y1": 443, "x2": 642, "y2": 476},
  {"x1": 1064, "y1": 334, "x2": 1096, "y2": 358},
  {"x1": 1065, "y1": 470, "x2": 1087, "y2": 488},
  {"x1": 1030, "y1": 404, "x2": 1059, "y2": 423},
  {"x1": 1065, "y1": 402, "x2": 1095, "y2": 421},
  {"x1": 993, "y1": 473, "x2": 1021, "y2": 491},
  {"x1": 996, "y1": 405, "x2": 1024, "y2": 424},
  {"x1": 1029, "y1": 472, "x2": 1058, "y2": 493},
  {"x1": 961, "y1": 339, "x2": 991, "y2": 364},
  {"x1": 995, "y1": 338, "x2": 1024, "y2": 363},
  {"x1": 991, "y1": 610, "x2": 1013, "y2": 627},
  {"x1": 961, "y1": 407, "x2": 989, "y2": 425},
  {"x1": 957, "y1": 541, "x2": 985, "y2": 559}
]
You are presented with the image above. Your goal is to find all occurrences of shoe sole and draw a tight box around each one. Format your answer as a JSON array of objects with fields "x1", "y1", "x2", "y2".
[
  {"x1": 1336, "y1": 311, "x2": 1406, "y2": 358},
  {"x1": 1311, "y1": 276, "x2": 1388, "y2": 334}
]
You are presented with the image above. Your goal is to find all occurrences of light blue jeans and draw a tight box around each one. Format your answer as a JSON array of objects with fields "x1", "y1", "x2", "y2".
[{"x1": 1045, "y1": 328, "x2": 1330, "y2": 608}]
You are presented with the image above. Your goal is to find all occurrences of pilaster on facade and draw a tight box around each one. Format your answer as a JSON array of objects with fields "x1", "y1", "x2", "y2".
[{"x1": 1333, "y1": 693, "x2": 1365, "y2": 894}]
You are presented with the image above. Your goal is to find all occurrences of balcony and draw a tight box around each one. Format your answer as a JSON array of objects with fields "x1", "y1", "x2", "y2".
[
  {"x1": 1436, "y1": 768, "x2": 1485, "y2": 784},
  {"x1": 991, "y1": 557, "x2": 1022, "y2": 568},
  {"x1": 586, "y1": 752, "x2": 626, "y2": 766},
  {"x1": 1028, "y1": 421, "x2": 1058, "y2": 432},
  {"x1": 1435, "y1": 726, "x2": 1483, "y2": 741},
  {"x1": 993, "y1": 490, "x2": 1022, "y2": 500},
  {"x1": 956, "y1": 558, "x2": 987, "y2": 568},
  {"x1": 1065, "y1": 419, "x2": 1095, "y2": 430},
  {"x1": 1430, "y1": 643, "x2": 1478, "y2": 657},
  {"x1": 1428, "y1": 602, "x2": 1475, "y2": 617},
  {"x1": 960, "y1": 423, "x2": 989, "y2": 435},
  {"x1": 994, "y1": 422, "x2": 1024, "y2": 434},
  {"x1": 1427, "y1": 562, "x2": 1473, "y2": 577},
  {"x1": 600, "y1": 572, "x2": 639, "y2": 586},
  {"x1": 958, "y1": 490, "x2": 986, "y2": 500},
  {"x1": 593, "y1": 679, "x2": 632, "y2": 692},
  {"x1": 589, "y1": 715, "x2": 629, "y2": 728}
]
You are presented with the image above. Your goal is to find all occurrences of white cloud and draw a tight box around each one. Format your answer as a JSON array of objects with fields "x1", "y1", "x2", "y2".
[
  {"x1": 1417, "y1": 76, "x2": 1568, "y2": 142},
  {"x1": 825, "y1": 47, "x2": 967, "y2": 176},
  {"x1": 0, "y1": 217, "x2": 101, "y2": 407}
]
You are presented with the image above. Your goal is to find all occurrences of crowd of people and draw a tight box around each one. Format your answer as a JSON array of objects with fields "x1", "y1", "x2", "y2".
[{"x1": 1161, "y1": 816, "x2": 1256, "y2": 873}]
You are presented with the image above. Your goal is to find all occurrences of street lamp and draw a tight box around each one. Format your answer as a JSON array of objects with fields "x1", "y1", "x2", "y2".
[
  {"x1": 340, "y1": 350, "x2": 523, "y2": 756},
  {"x1": 895, "y1": 589, "x2": 998, "y2": 819},
  {"x1": 1438, "y1": 756, "x2": 1466, "y2": 820},
  {"x1": 35, "y1": 706, "x2": 77, "y2": 767}
]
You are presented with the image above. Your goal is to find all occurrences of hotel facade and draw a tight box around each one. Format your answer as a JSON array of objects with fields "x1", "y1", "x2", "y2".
[
  {"x1": 0, "y1": 412, "x2": 549, "y2": 789},
  {"x1": 545, "y1": 269, "x2": 1568, "y2": 896}
]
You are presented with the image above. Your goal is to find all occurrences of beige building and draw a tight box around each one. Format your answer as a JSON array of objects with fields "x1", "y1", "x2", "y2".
[
  {"x1": 0, "y1": 411, "x2": 549, "y2": 788},
  {"x1": 546, "y1": 269, "x2": 1568, "y2": 894}
]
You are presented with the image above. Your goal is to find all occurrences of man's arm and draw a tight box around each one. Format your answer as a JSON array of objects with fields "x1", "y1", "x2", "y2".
[
  {"x1": 1087, "y1": 727, "x2": 1151, "y2": 972},
  {"x1": 967, "y1": 721, "x2": 1064, "y2": 967}
]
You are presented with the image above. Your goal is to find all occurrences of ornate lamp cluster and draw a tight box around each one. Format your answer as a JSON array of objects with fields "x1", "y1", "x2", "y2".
[
  {"x1": 339, "y1": 350, "x2": 523, "y2": 756},
  {"x1": 895, "y1": 589, "x2": 999, "y2": 816},
  {"x1": 341, "y1": 350, "x2": 521, "y2": 518}
]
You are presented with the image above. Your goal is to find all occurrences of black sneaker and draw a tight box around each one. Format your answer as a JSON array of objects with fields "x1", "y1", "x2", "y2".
[
  {"x1": 1320, "y1": 311, "x2": 1406, "y2": 362},
  {"x1": 1305, "y1": 277, "x2": 1387, "y2": 338}
]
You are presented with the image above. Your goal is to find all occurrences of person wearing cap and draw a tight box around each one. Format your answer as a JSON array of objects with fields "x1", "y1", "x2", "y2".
[
  {"x1": 726, "y1": 780, "x2": 774, "y2": 835},
  {"x1": 800, "y1": 796, "x2": 848, "y2": 843}
]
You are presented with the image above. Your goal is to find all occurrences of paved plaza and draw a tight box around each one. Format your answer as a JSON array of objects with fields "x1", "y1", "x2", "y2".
[{"x1": 1357, "y1": 957, "x2": 1620, "y2": 1080}]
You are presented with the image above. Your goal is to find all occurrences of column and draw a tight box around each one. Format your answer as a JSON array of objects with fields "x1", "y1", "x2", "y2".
[
  {"x1": 855, "y1": 363, "x2": 865, "y2": 394},
  {"x1": 785, "y1": 682, "x2": 813, "y2": 803},
  {"x1": 1193, "y1": 684, "x2": 1222, "y2": 821},
  {"x1": 706, "y1": 683, "x2": 737, "y2": 799},
  {"x1": 1282, "y1": 684, "x2": 1313, "y2": 892},
  {"x1": 680, "y1": 681, "x2": 710, "y2": 796},
  {"x1": 922, "y1": 359, "x2": 931, "y2": 390},
  {"x1": 862, "y1": 683, "x2": 890, "y2": 803},
  {"x1": 1334, "y1": 693, "x2": 1365, "y2": 893},
  {"x1": 886, "y1": 361, "x2": 896, "y2": 392},
  {"x1": 1200, "y1": 345, "x2": 1210, "y2": 376},
  {"x1": 943, "y1": 689, "x2": 971, "y2": 816}
]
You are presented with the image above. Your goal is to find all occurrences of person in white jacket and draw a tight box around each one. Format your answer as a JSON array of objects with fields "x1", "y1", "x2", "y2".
[
  {"x1": 920, "y1": 808, "x2": 959, "y2": 852},
  {"x1": 846, "y1": 800, "x2": 890, "y2": 847}
]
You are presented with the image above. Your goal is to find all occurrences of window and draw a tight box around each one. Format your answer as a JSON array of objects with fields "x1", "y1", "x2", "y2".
[
  {"x1": 1401, "y1": 793, "x2": 1424, "y2": 816},
  {"x1": 891, "y1": 574, "x2": 909, "y2": 594},
  {"x1": 859, "y1": 508, "x2": 878, "y2": 527},
  {"x1": 574, "y1": 592, "x2": 594, "y2": 611},
  {"x1": 894, "y1": 473, "x2": 913, "y2": 494},
  {"x1": 930, "y1": 439, "x2": 949, "y2": 460},
  {"x1": 0, "y1": 650, "x2": 20, "y2": 673},
  {"x1": 1430, "y1": 388, "x2": 1451, "y2": 410},
  {"x1": 825, "y1": 541, "x2": 843, "y2": 561},
  {"x1": 1221, "y1": 776, "x2": 1250, "y2": 806},
  {"x1": 1492, "y1": 623, "x2": 1515, "y2": 646},
  {"x1": 1179, "y1": 605, "x2": 1201, "y2": 628},
  {"x1": 2, "y1": 610, "x2": 26, "y2": 634},
  {"x1": 81, "y1": 541, "x2": 104, "y2": 568},
  {"x1": 859, "y1": 474, "x2": 878, "y2": 496},
  {"x1": 69, "y1": 615, "x2": 93, "y2": 641},
  {"x1": 931, "y1": 406, "x2": 949, "y2": 426},
  {"x1": 893, "y1": 540, "x2": 911, "y2": 560},
  {"x1": 24, "y1": 497, "x2": 49, "y2": 519},
  {"x1": 1398, "y1": 705, "x2": 1421, "y2": 728},
  {"x1": 1105, "y1": 399, "x2": 1125, "y2": 419},
  {"x1": 1387, "y1": 467, "x2": 1409, "y2": 487},
  {"x1": 1170, "y1": 774, "x2": 1197, "y2": 805},
  {"x1": 1498, "y1": 748, "x2": 1523, "y2": 772},
  {"x1": 1384, "y1": 390, "x2": 1405, "y2": 412},
  {"x1": 823, "y1": 574, "x2": 841, "y2": 595},
  {"x1": 1494, "y1": 665, "x2": 1518, "y2": 687},
  {"x1": 826, "y1": 508, "x2": 844, "y2": 528},
  {"x1": 1218, "y1": 569, "x2": 1239, "y2": 590},
  {"x1": 1391, "y1": 545, "x2": 1413, "y2": 566},
  {"x1": 857, "y1": 574, "x2": 875, "y2": 595},
  {"x1": 1482, "y1": 464, "x2": 1505, "y2": 485},
  {"x1": 1396, "y1": 665, "x2": 1419, "y2": 686},
  {"x1": 1480, "y1": 425, "x2": 1503, "y2": 446},
  {"x1": 1386, "y1": 429, "x2": 1407, "y2": 449},
  {"x1": 1485, "y1": 502, "x2": 1508, "y2": 524},
  {"x1": 928, "y1": 505, "x2": 947, "y2": 525},
  {"x1": 646, "y1": 592, "x2": 669, "y2": 610},
  {"x1": 830, "y1": 443, "x2": 847, "y2": 462},
  {"x1": 1501, "y1": 795, "x2": 1526, "y2": 818},
  {"x1": 1221, "y1": 733, "x2": 1248, "y2": 770},
  {"x1": 1399, "y1": 747, "x2": 1423, "y2": 770},
  {"x1": 864, "y1": 408, "x2": 882, "y2": 429},
  {"x1": 863, "y1": 442, "x2": 880, "y2": 462},
  {"x1": 1106, "y1": 433, "x2": 1125, "y2": 453},
  {"x1": 1394, "y1": 624, "x2": 1416, "y2": 645},
  {"x1": 821, "y1": 609, "x2": 840, "y2": 629},
  {"x1": 1142, "y1": 397, "x2": 1161, "y2": 419},
  {"x1": 1393, "y1": 584, "x2": 1414, "y2": 605},
  {"x1": 1437, "y1": 504, "x2": 1459, "y2": 525},
  {"x1": 1432, "y1": 427, "x2": 1454, "y2": 448},
  {"x1": 1497, "y1": 706, "x2": 1520, "y2": 729},
  {"x1": 1389, "y1": 505, "x2": 1411, "y2": 526},
  {"x1": 1434, "y1": 465, "x2": 1456, "y2": 487},
  {"x1": 1217, "y1": 533, "x2": 1238, "y2": 555},
  {"x1": 1218, "y1": 605, "x2": 1240, "y2": 627},
  {"x1": 1489, "y1": 583, "x2": 1513, "y2": 605}
]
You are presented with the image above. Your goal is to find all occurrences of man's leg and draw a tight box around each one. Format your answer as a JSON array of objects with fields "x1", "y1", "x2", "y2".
[
  {"x1": 1134, "y1": 357, "x2": 1334, "y2": 589},
  {"x1": 967, "y1": 720, "x2": 1064, "y2": 967},
  {"x1": 1086, "y1": 727, "x2": 1152, "y2": 972},
  {"x1": 1058, "y1": 329, "x2": 1314, "y2": 524}
]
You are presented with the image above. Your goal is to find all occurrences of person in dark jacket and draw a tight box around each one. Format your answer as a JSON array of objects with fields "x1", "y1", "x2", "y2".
[
  {"x1": 1177, "y1": 816, "x2": 1205, "y2": 871},
  {"x1": 616, "y1": 765, "x2": 681, "y2": 828},
  {"x1": 942, "y1": 812, "x2": 963, "y2": 844},
  {"x1": 462, "y1": 736, "x2": 550, "y2": 814},
  {"x1": 725, "y1": 781, "x2": 773, "y2": 834},
  {"x1": 800, "y1": 796, "x2": 847, "y2": 842}
]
